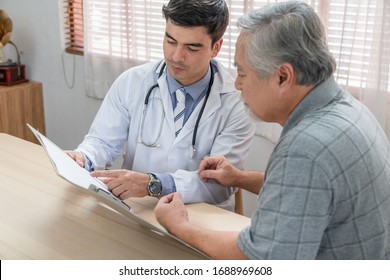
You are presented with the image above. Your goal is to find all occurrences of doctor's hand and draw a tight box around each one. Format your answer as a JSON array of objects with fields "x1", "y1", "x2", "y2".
[
  {"x1": 65, "y1": 150, "x2": 86, "y2": 168},
  {"x1": 90, "y1": 169, "x2": 149, "y2": 200},
  {"x1": 154, "y1": 192, "x2": 189, "y2": 236}
]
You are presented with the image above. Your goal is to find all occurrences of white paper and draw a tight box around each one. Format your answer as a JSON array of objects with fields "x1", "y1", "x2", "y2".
[{"x1": 27, "y1": 124, "x2": 108, "y2": 192}]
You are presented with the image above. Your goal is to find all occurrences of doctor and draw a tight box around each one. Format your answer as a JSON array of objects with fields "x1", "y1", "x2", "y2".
[{"x1": 67, "y1": 0, "x2": 255, "y2": 211}]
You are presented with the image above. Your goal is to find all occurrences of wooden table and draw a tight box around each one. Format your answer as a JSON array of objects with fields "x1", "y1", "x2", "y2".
[{"x1": 0, "y1": 133, "x2": 250, "y2": 259}]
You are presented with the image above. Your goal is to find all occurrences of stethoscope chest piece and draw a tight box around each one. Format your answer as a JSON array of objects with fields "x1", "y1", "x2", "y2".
[{"x1": 188, "y1": 144, "x2": 196, "y2": 158}]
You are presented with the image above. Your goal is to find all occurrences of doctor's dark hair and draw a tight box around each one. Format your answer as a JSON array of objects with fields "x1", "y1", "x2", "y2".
[
  {"x1": 162, "y1": 0, "x2": 229, "y2": 46},
  {"x1": 237, "y1": 1, "x2": 336, "y2": 86}
]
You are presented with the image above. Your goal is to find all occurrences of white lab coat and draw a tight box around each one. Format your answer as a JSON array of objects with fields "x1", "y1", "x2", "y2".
[{"x1": 76, "y1": 59, "x2": 255, "y2": 210}]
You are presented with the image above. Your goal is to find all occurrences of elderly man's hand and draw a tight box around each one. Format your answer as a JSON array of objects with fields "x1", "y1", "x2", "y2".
[{"x1": 154, "y1": 192, "x2": 189, "y2": 236}]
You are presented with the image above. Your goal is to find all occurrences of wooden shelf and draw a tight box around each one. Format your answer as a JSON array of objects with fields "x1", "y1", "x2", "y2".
[{"x1": 0, "y1": 81, "x2": 45, "y2": 144}]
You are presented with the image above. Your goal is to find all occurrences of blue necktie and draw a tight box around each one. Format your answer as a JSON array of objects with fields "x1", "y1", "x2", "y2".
[{"x1": 174, "y1": 88, "x2": 186, "y2": 136}]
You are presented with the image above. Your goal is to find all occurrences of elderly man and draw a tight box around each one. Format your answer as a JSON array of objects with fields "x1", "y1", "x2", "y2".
[{"x1": 154, "y1": 1, "x2": 390, "y2": 260}]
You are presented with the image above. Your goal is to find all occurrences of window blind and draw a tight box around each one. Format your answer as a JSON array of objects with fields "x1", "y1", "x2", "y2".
[
  {"x1": 65, "y1": 0, "x2": 389, "y2": 91},
  {"x1": 326, "y1": 1, "x2": 381, "y2": 89},
  {"x1": 64, "y1": 0, "x2": 84, "y2": 55},
  {"x1": 84, "y1": 0, "x2": 166, "y2": 63}
]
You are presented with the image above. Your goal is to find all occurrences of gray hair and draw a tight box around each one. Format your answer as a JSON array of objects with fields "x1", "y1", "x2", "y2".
[{"x1": 237, "y1": 1, "x2": 336, "y2": 86}]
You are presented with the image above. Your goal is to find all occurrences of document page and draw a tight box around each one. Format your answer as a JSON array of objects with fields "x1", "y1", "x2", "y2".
[{"x1": 27, "y1": 123, "x2": 108, "y2": 192}]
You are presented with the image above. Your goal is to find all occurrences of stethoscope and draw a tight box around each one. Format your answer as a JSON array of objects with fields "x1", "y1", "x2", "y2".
[{"x1": 139, "y1": 61, "x2": 215, "y2": 158}]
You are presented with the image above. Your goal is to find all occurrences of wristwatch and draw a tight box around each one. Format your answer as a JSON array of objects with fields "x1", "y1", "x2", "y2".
[{"x1": 147, "y1": 173, "x2": 162, "y2": 197}]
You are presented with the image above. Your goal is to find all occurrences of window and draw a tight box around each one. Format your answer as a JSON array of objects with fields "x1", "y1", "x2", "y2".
[
  {"x1": 64, "y1": 0, "x2": 390, "y2": 108},
  {"x1": 323, "y1": 1, "x2": 389, "y2": 92},
  {"x1": 64, "y1": 0, "x2": 84, "y2": 55},
  {"x1": 77, "y1": 0, "x2": 252, "y2": 69},
  {"x1": 84, "y1": 0, "x2": 167, "y2": 62},
  {"x1": 64, "y1": 0, "x2": 389, "y2": 95}
]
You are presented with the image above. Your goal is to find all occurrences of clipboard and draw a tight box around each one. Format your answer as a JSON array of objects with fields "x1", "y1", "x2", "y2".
[
  {"x1": 27, "y1": 123, "x2": 130, "y2": 211},
  {"x1": 26, "y1": 123, "x2": 210, "y2": 259}
]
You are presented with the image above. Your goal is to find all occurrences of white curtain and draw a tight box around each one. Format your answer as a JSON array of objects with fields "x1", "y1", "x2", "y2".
[
  {"x1": 83, "y1": 0, "x2": 166, "y2": 99},
  {"x1": 315, "y1": 0, "x2": 390, "y2": 138},
  {"x1": 83, "y1": 0, "x2": 390, "y2": 138},
  {"x1": 352, "y1": 0, "x2": 390, "y2": 137}
]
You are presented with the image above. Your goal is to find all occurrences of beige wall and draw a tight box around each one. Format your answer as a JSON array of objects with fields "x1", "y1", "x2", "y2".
[{"x1": 2, "y1": 0, "x2": 102, "y2": 149}]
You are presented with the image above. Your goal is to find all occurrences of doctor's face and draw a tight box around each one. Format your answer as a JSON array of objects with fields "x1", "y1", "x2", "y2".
[{"x1": 163, "y1": 19, "x2": 222, "y2": 86}]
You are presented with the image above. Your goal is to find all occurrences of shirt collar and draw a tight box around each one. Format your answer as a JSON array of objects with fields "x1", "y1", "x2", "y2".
[
  {"x1": 282, "y1": 76, "x2": 343, "y2": 137},
  {"x1": 167, "y1": 65, "x2": 212, "y2": 101}
]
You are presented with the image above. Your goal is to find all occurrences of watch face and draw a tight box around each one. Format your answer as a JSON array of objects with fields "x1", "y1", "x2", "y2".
[
  {"x1": 149, "y1": 182, "x2": 161, "y2": 195},
  {"x1": 148, "y1": 174, "x2": 162, "y2": 197}
]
